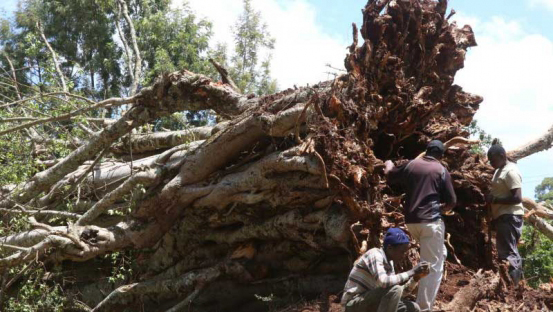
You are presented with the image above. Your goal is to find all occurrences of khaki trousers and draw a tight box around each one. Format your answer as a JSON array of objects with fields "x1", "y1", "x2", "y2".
[{"x1": 406, "y1": 220, "x2": 446, "y2": 312}]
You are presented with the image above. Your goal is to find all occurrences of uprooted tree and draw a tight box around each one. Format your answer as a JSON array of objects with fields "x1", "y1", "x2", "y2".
[{"x1": 1, "y1": 0, "x2": 553, "y2": 311}]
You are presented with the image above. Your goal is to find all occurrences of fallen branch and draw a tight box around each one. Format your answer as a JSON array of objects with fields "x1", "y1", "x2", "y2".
[
  {"x1": 522, "y1": 197, "x2": 553, "y2": 220},
  {"x1": 111, "y1": 126, "x2": 212, "y2": 155},
  {"x1": 0, "y1": 234, "x2": 73, "y2": 272},
  {"x1": 443, "y1": 270, "x2": 500, "y2": 311},
  {"x1": 92, "y1": 262, "x2": 244, "y2": 312},
  {"x1": 0, "y1": 95, "x2": 136, "y2": 137},
  {"x1": 525, "y1": 211, "x2": 553, "y2": 241},
  {"x1": 0, "y1": 91, "x2": 95, "y2": 109},
  {"x1": 76, "y1": 170, "x2": 157, "y2": 225},
  {"x1": 508, "y1": 123, "x2": 553, "y2": 161},
  {"x1": 0, "y1": 208, "x2": 81, "y2": 220},
  {"x1": 209, "y1": 58, "x2": 239, "y2": 92},
  {"x1": 2, "y1": 52, "x2": 22, "y2": 100},
  {"x1": 165, "y1": 287, "x2": 202, "y2": 312}
]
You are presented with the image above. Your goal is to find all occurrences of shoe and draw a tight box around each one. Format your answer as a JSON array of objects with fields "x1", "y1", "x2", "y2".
[{"x1": 509, "y1": 268, "x2": 523, "y2": 285}]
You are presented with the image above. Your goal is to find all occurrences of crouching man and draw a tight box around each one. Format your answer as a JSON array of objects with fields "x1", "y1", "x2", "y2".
[{"x1": 341, "y1": 228, "x2": 429, "y2": 312}]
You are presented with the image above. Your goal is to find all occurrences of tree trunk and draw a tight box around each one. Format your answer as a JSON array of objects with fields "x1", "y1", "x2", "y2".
[{"x1": 2, "y1": 1, "x2": 552, "y2": 311}]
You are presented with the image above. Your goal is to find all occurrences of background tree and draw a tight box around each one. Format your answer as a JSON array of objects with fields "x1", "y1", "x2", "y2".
[
  {"x1": 0, "y1": 1, "x2": 214, "y2": 309},
  {"x1": 519, "y1": 177, "x2": 553, "y2": 288},
  {"x1": 520, "y1": 225, "x2": 553, "y2": 288},
  {"x1": 0, "y1": 1, "x2": 552, "y2": 311},
  {"x1": 535, "y1": 177, "x2": 553, "y2": 204},
  {"x1": 229, "y1": 0, "x2": 277, "y2": 95},
  {"x1": 467, "y1": 120, "x2": 494, "y2": 154}
]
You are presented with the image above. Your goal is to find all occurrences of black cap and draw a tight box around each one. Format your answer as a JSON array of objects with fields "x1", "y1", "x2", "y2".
[
  {"x1": 426, "y1": 140, "x2": 445, "y2": 154},
  {"x1": 487, "y1": 144, "x2": 506, "y2": 157}
]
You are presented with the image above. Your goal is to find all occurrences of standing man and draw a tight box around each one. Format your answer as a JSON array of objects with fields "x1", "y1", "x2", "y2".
[
  {"x1": 341, "y1": 228, "x2": 428, "y2": 312},
  {"x1": 486, "y1": 144, "x2": 524, "y2": 284},
  {"x1": 384, "y1": 140, "x2": 457, "y2": 312}
]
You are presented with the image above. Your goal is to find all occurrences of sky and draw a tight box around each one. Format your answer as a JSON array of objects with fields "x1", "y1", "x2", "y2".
[{"x1": 2, "y1": 0, "x2": 553, "y2": 197}]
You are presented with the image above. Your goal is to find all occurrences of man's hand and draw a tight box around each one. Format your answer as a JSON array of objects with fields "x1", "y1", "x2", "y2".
[
  {"x1": 384, "y1": 160, "x2": 394, "y2": 175},
  {"x1": 411, "y1": 261, "x2": 430, "y2": 280}
]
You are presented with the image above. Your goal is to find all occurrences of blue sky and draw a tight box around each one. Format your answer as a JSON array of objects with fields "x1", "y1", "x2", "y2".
[
  {"x1": 0, "y1": 0, "x2": 17, "y2": 18},
  {"x1": 3, "y1": 0, "x2": 553, "y2": 198}
]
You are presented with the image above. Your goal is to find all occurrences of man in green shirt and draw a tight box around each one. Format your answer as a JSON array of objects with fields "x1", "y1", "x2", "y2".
[{"x1": 486, "y1": 144, "x2": 524, "y2": 284}]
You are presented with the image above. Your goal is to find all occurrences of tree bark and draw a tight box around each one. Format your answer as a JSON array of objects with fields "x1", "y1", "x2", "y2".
[
  {"x1": 118, "y1": 0, "x2": 142, "y2": 95},
  {"x1": 443, "y1": 270, "x2": 501, "y2": 311},
  {"x1": 508, "y1": 124, "x2": 553, "y2": 161},
  {"x1": 37, "y1": 21, "x2": 67, "y2": 93},
  {"x1": 2, "y1": 0, "x2": 553, "y2": 311}
]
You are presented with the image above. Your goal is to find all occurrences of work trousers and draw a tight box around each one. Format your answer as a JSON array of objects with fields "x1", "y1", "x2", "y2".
[
  {"x1": 492, "y1": 214, "x2": 523, "y2": 272},
  {"x1": 345, "y1": 285, "x2": 420, "y2": 312},
  {"x1": 406, "y1": 220, "x2": 446, "y2": 312}
]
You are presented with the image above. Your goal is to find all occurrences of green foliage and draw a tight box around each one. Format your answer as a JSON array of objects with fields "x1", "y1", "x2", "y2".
[
  {"x1": 136, "y1": 3, "x2": 213, "y2": 84},
  {"x1": 106, "y1": 251, "x2": 135, "y2": 285},
  {"x1": 154, "y1": 112, "x2": 190, "y2": 131},
  {"x1": 0, "y1": 131, "x2": 35, "y2": 185},
  {"x1": 5, "y1": 267, "x2": 66, "y2": 312},
  {"x1": 1, "y1": 0, "x2": 213, "y2": 99},
  {"x1": 223, "y1": 0, "x2": 278, "y2": 95},
  {"x1": 535, "y1": 177, "x2": 553, "y2": 204},
  {"x1": 519, "y1": 225, "x2": 553, "y2": 288},
  {"x1": 467, "y1": 120, "x2": 494, "y2": 155},
  {"x1": 257, "y1": 56, "x2": 278, "y2": 95},
  {"x1": 10, "y1": 0, "x2": 123, "y2": 97},
  {"x1": 517, "y1": 176, "x2": 553, "y2": 288}
]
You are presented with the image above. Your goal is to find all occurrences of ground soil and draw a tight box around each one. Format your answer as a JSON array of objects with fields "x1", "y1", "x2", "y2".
[{"x1": 273, "y1": 262, "x2": 553, "y2": 312}]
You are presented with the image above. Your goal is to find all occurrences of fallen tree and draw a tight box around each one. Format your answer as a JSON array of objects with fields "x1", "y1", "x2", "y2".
[{"x1": 0, "y1": 0, "x2": 552, "y2": 311}]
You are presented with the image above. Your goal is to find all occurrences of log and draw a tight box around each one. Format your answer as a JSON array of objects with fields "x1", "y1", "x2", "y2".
[
  {"x1": 2, "y1": 0, "x2": 553, "y2": 310},
  {"x1": 111, "y1": 126, "x2": 213, "y2": 155},
  {"x1": 443, "y1": 270, "x2": 500, "y2": 311}
]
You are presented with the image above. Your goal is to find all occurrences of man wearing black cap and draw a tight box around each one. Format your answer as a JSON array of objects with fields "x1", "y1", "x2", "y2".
[
  {"x1": 486, "y1": 144, "x2": 524, "y2": 285},
  {"x1": 384, "y1": 140, "x2": 457, "y2": 312}
]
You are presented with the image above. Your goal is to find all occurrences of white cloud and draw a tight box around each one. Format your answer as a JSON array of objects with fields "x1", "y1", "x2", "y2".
[
  {"x1": 177, "y1": 0, "x2": 349, "y2": 89},
  {"x1": 452, "y1": 14, "x2": 553, "y2": 195},
  {"x1": 453, "y1": 16, "x2": 553, "y2": 150},
  {"x1": 529, "y1": 0, "x2": 553, "y2": 11}
]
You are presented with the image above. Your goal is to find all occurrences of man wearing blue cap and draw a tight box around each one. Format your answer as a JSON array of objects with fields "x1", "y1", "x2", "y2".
[
  {"x1": 384, "y1": 140, "x2": 457, "y2": 312},
  {"x1": 341, "y1": 228, "x2": 429, "y2": 312}
]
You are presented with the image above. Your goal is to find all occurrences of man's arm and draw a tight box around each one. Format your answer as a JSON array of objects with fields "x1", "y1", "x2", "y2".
[
  {"x1": 384, "y1": 160, "x2": 407, "y2": 185},
  {"x1": 366, "y1": 252, "x2": 412, "y2": 288},
  {"x1": 486, "y1": 170, "x2": 522, "y2": 205},
  {"x1": 488, "y1": 188, "x2": 522, "y2": 205},
  {"x1": 441, "y1": 170, "x2": 457, "y2": 211}
]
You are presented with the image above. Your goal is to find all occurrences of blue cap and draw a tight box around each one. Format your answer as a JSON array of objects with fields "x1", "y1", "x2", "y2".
[{"x1": 383, "y1": 228, "x2": 410, "y2": 249}]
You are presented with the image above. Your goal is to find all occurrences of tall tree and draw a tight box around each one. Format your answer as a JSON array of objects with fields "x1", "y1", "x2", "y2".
[
  {"x1": 230, "y1": 0, "x2": 277, "y2": 95},
  {"x1": 535, "y1": 177, "x2": 553, "y2": 204},
  {"x1": 135, "y1": 2, "x2": 212, "y2": 84}
]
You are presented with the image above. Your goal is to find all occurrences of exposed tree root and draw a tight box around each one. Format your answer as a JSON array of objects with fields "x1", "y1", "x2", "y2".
[{"x1": 1, "y1": 0, "x2": 553, "y2": 310}]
